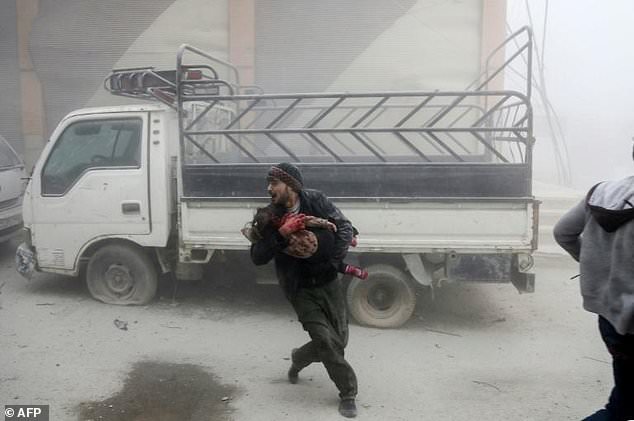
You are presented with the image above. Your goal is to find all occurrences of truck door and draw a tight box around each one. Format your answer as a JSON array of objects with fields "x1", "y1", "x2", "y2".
[{"x1": 31, "y1": 113, "x2": 150, "y2": 270}]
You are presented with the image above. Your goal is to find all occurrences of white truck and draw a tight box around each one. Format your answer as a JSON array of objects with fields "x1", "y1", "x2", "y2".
[{"x1": 17, "y1": 28, "x2": 538, "y2": 328}]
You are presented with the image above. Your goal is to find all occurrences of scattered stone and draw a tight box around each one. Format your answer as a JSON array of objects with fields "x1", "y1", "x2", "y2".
[
  {"x1": 472, "y1": 380, "x2": 502, "y2": 392},
  {"x1": 113, "y1": 319, "x2": 128, "y2": 331}
]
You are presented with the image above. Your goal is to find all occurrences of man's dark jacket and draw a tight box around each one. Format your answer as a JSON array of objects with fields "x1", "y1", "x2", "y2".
[{"x1": 250, "y1": 189, "x2": 353, "y2": 299}]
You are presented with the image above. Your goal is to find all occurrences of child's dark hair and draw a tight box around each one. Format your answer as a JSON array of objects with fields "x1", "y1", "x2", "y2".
[{"x1": 250, "y1": 204, "x2": 285, "y2": 240}]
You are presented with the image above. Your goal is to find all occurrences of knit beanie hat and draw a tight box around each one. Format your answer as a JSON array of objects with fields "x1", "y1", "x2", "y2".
[{"x1": 267, "y1": 162, "x2": 303, "y2": 192}]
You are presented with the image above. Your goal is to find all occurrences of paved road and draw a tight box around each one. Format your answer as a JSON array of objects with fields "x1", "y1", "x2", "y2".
[{"x1": 0, "y1": 237, "x2": 612, "y2": 420}]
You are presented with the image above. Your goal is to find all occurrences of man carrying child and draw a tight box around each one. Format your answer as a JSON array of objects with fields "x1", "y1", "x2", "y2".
[{"x1": 248, "y1": 162, "x2": 359, "y2": 418}]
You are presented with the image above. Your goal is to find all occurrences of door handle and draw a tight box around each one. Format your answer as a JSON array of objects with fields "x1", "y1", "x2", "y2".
[{"x1": 121, "y1": 201, "x2": 141, "y2": 215}]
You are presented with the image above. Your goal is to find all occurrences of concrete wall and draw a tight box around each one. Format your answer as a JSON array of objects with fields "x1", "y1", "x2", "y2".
[
  {"x1": 0, "y1": 3, "x2": 22, "y2": 155},
  {"x1": 328, "y1": 0, "x2": 484, "y2": 92},
  {"x1": 254, "y1": 1, "x2": 495, "y2": 94}
]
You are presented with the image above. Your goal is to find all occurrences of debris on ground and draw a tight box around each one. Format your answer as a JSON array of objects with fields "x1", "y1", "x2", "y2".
[{"x1": 113, "y1": 319, "x2": 128, "y2": 331}]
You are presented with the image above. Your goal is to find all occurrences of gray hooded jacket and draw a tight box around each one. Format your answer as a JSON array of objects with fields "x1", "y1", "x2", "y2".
[{"x1": 553, "y1": 176, "x2": 634, "y2": 335}]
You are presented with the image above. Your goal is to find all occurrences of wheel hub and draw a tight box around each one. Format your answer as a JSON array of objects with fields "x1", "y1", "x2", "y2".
[
  {"x1": 368, "y1": 283, "x2": 396, "y2": 311},
  {"x1": 104, "y1": 264, "x2": 134, "y2": 294}
]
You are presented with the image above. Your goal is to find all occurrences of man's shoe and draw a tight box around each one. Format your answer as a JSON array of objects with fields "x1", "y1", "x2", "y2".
[
  {"x1": 287, "y1": 365, "x2": 299, "y2": 384},
  {"x1": 338, "y1": 399, "x2": 357, "y2": 418},
  {"x1": 288, "y1": 348, "x2": 300, "y2": 384}
]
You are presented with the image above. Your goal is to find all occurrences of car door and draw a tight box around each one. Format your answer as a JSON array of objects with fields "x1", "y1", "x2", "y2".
[{"x1": 31, "y1": 113, "x2": 151, "y2": 271}]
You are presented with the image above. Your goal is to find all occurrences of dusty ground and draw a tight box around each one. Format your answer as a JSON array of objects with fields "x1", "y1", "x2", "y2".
[{"x1": 0, "y1": 237, "x2": 613, "y2": 421}]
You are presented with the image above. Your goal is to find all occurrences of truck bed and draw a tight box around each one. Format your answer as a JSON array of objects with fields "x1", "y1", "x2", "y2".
[{"x1": 180, "y1": 195, "x2": 537, "y2": 253}]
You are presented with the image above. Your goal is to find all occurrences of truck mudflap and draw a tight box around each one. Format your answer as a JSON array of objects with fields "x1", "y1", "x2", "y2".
[
  {"x1": 446, "y1": 253, "x2": 535, "y2": 293},
  {"x1": 511, "y1": 272, "x2": 535, "y2": 293},
  {"x1": 15, "y1": 242, "x2": 36, "y2": 279}
]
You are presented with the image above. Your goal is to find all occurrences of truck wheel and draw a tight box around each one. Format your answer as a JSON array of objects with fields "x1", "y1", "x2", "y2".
[
  {"x1": 86, "y1": 243, "x2": 157, "y2": 305},
  {"x1": 346, "y1": 264, "x2": 416, "y2": 328}
]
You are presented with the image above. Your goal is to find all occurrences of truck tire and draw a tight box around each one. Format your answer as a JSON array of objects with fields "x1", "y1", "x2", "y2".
[
  {"x1": 86, "y1": 243, "x2": 157, "y2": 305},
  {"x1": 346, "y1": 264, "x2": 416, "y2": 328}
]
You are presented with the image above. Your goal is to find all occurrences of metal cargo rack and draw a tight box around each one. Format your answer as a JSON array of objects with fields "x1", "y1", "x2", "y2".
[{"x1": 104, "y1": 27, "x2": 535, "y2": 199}]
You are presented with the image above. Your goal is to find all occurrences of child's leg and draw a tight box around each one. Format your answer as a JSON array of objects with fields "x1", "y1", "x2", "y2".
[{"x1": 340, "y1": 262, "x2": 368, "y2": 280}]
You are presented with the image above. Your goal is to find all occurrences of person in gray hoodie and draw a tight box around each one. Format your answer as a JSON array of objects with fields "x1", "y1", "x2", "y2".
[{"x1": 554, "y1": 159, "x2": 634, "y2": 421}]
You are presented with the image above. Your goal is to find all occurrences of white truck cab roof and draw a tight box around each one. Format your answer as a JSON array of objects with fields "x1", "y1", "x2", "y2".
[{"x1": 61, "y1": 104, "x2": 172, "y2": 121}]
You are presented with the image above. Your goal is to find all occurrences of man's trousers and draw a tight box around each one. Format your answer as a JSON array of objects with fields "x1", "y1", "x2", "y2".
[
  {"x1": 290, "y1": 278, "x2": 358, "y2": 400},
  {"x1": 597, "y1": 316, "x2": 634, "y2": 421}
]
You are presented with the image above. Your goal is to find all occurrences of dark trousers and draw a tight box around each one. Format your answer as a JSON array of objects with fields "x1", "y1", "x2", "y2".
[
  {"x1": 292, "y1": 321, "x2": 358, "y2": 400},
  {"x1": 584, "y1": 316, "x2": 634, "y2": 421},
  {"x1": 290, "y1": 279, "x2": 358, "y2": 400}
]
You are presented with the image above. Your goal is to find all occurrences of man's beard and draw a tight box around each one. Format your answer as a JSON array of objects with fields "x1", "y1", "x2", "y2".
[{"x1": 271, "y1": 188, "x2": 289, "y2": 207}]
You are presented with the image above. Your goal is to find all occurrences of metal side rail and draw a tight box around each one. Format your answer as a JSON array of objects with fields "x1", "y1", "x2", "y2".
[{"x1": 175, "y1": 89, "x2": 532, "y2": 166}]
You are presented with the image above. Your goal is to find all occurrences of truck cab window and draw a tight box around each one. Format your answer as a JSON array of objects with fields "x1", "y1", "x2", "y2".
[{"x1": 41, "y1": 118, "x2": 142, "y2": 195}]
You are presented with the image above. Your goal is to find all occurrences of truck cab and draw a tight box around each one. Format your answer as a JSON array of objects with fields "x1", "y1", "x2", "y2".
[{"x1": 19, "y1": 105, "x2": 176, "y2": 302}]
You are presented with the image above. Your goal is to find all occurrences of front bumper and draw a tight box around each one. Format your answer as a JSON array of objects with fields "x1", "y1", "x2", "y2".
[{"x1": 15, "y1": 242, "x2": 36, "y2": 279}]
